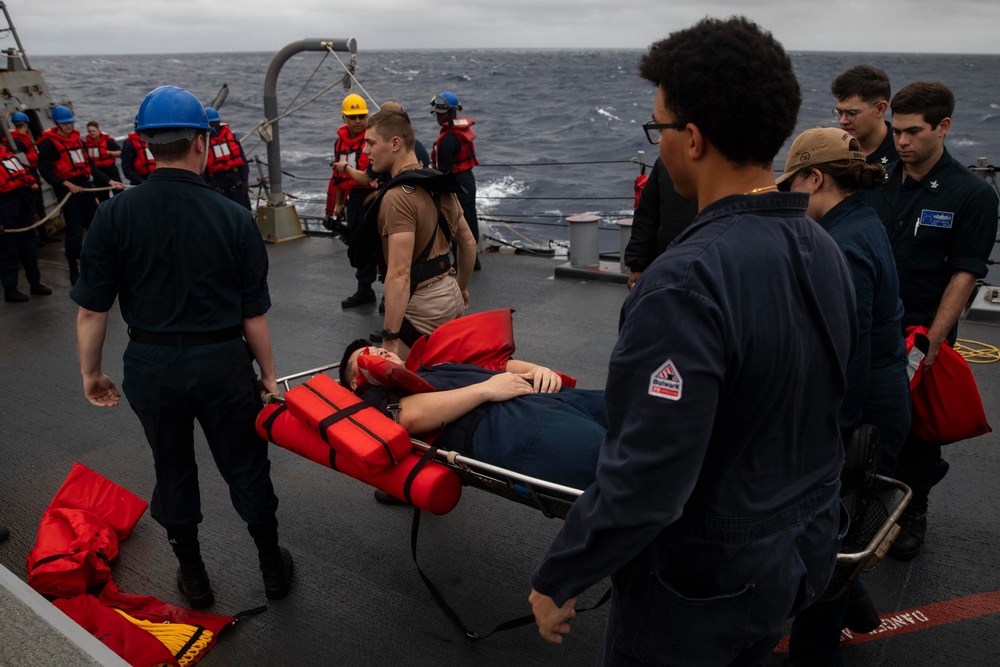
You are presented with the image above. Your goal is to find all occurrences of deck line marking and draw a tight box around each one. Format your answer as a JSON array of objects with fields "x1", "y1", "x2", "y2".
[{"x1": 774, "y1": 590, "x2": 1000, "y2": 652}]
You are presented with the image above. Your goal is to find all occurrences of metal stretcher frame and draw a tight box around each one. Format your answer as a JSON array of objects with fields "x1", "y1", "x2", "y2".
[{"x1": 274, "y1": 364, "x2": 913, "y2": 570}]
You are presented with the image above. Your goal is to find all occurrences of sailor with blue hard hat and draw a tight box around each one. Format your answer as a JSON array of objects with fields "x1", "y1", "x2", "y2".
[
  {"x1": 430, "y1": 90, "x2": 482, "y2": 264},
  {"x1": 10, "y1": 111, "x2": 30, "y2": 125},
  {"x1": 71, "y1": 84, "x2": 293, "y2": 609},
  {"x1": 36, "y1": 104, "x2": 124, "y2": 283},
  {"x1": 201, "y1": 105, "x2": 252, "y2": 210}
]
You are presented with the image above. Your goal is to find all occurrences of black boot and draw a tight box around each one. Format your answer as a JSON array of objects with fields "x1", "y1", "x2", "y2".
[
  {"x1": 341, "y1": 282, "x2": 376, "y2": 309},
  {"x1": 68, "y1": 258, "x2": 80, "y2": 286},
  {"x1": 889, "y1": 492, "x2": 928, "y2": 561},
  {"x1": 30, "y1": 283, "x2": 53, "y2": 296},
  {"x1": 249, "y1": 519, "x2": 293, "y2": 600},
  {"x1": 4, "y1": 289, "x2": 28, "y2": 303},
  {"x1": 168, "y1": 526, "x2": 214, "y2": 609}
]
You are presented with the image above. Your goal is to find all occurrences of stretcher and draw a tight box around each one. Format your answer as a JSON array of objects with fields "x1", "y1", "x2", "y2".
[
  {"x1": 270, "y1": 362, "x2": 581, "y2": 519},
  {"x1": 267, "y1": 362, "x2": 912, "y2": 624}
]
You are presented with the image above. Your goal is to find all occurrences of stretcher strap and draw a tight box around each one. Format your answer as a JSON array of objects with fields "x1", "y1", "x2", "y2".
[
  {"x1": 303, "y1": 383, "x2": 398, "y2": 464},
  {"x1": 403, "y1": 445, "x2": 438, "y2": 505},
  {"x1": 259, "y1": 404, "x2": 287, "y2": 442},
  {"x1": 408, "y1": 502, "x2": 611, "y2": 641}
]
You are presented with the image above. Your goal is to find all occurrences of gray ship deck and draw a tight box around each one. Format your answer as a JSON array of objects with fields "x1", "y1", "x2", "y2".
[{"x1": 2, "y1": 233, "x2": 999, "y2": 666}]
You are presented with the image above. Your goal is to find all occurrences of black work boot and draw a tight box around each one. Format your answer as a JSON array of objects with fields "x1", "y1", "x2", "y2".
[
  {"x1": 30, "y1": 283, "x2": 53, "y2": 296},
  {"x1": 249, "y1": 520, "x2": 294, "y2": 600},
  {"x1": 889, "y1": 493, "x2": 928, "y2": 561},
  {"x1": 168, "y1": 526, "x2": 214, "y2": 609},
  {"x1": 341, "y1": 282, "x2": 376, "y2": 309},
  {"x1": 68, "y1": 258, "x2": 80, "y2": 286},
  {"x1": 4, "y1": 289, "x2": 28, "y2": 303}
]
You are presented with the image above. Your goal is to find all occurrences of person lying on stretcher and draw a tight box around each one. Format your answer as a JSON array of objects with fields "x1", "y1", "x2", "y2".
[{"x1": 338, "y1": 339, "x2": 606, "y2": 490}]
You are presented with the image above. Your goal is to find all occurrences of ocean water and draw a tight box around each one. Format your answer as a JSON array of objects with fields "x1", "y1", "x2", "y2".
[{"x1": 32, "y1": 49, "x2": 1000, "y2": 251}]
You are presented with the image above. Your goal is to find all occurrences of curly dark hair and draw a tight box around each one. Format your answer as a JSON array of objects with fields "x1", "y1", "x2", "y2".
[
  {"x1": 891, "y1": 82, "x2": 954, "y2": 129},
  {"x1": 831, "y1": 65, "x2": 891, "y2": 103},
  {"x1": 339, "y1": 338, "x2": 372, "y2": 389},
  {"x1": 637, "y1": 16, "x2": 801, "y2": 167}
]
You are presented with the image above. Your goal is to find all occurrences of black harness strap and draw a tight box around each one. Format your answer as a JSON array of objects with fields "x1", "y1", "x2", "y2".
[
  {"x1": 408, "y1": 493, "x2": 611, "y2": 641},
  {"x1": 303, "y1": 383, "x2": 398, "y2": 464},
  {"x1": 174, "y1": 626, "x2": 206, "y2": 661},
  {"x1": 259, "y1": 404, "x2": 287, "y2": 442}
]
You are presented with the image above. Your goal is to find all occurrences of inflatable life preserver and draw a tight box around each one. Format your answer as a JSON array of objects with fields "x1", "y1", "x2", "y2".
[
  {"x1": 0, "y1": 145, "x2": 36, "y2": 193},
  {"x1": 84, "y1": 132, "x2": 116, "y2": 167},
  {"x1": 26, "y1": 462, "x2": 149, "y2": 598},
  {"x1": 431, "y1": 117, "x2": 478, "y2": 173},
  {"x1": 38, "y1": 127, "x2": 90, "y2": 180},
  {"x1": 402, "y1": 308, "x2": 578, "y2": 388},
  {"x1": 283, "y1": 373, "x2": 413, "y2": 477},
  {"x1": 328, "y1": 125, "x2": 371, "y2": 193},
  {"x1": 10, "y1": 129, "x2": 38, "y2": 167},
  {"x1": 257, "y1": 403, "x2": 461, "y2": 515},
  {"x1": 206, "y1": 124, "x2": 245, "y2": 174},
  {"x1": 125, "y1": 132, "x2": 156, "y2": 177}
]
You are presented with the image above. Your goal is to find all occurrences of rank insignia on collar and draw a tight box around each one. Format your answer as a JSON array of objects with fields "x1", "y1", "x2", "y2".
[
  {"x1": 930, "y1": 180, "x2": 939, "y2": 189},
  {"x1": 881, "y1": 156, "x2": 888, "y2": 164}
]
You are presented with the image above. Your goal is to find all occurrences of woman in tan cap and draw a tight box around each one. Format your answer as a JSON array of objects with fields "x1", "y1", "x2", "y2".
[{"x1": 778, "y1": 126, "x2": 911, "y2": 666}]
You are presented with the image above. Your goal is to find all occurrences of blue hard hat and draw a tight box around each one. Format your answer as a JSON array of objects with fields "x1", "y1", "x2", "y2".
[
  {"x1": 11, "y1": 111, "x2": 29, "y2": 124},
  {"x1": 430, "y1": 91, "x2": 461, "y2": 113},
  {"x1": 205, "y1": 107, "x2": 221, "y2": 124},
  {"x1": 135, "y1": 86, "x2": 211, "y2": 134},
  {"x1": 52, "y1": 105, "x2": 75, "y2": 124}
]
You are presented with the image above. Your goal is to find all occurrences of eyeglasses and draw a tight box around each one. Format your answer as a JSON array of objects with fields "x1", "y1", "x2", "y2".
[
  {"x1": 643, "y1": 119, "x2": 687, "y2": 145},
  {"x1": 831, "y1": 103, "x2": 875, "y2": 121}
]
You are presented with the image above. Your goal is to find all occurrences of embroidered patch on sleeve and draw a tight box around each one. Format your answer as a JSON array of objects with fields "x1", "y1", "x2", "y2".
[{"x1": 649, "y1": 359, "x2": 683, "y2": 401}]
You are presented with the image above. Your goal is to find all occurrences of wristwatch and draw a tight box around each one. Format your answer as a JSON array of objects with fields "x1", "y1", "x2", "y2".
[{"x1": 379, "y1": 328, "x2": 401, "y2": 341}]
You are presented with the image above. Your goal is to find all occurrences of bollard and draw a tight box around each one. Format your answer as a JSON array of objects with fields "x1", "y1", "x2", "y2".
[
  {"x1": 616, "y1": 218, "x2": 633, "y2": 273},
  {"x1": 566, "y1": 214, "x2": 600, "y2": 268}
]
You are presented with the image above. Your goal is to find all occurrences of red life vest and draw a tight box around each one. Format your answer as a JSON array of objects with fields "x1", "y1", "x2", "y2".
[
  {"x1": 10, "y1": 128, "x2": 38, "y2": 167},
  {"x1": 26, "y1": 462, "x2": 149, "y2": 598},
  {"x1": 432, "y1": 117, "x2": 478, "y2": 174},
  {"x1": 126, "y1": 132, "x2": 156, "y2": 177},
  {"x1": 257, "y1": 401, "x2": 462, "y2": 515},
  {"x1": 38, "y1": 126, "x2": 91, "y2": 180},
  {"x1": 84, "y1": 132, "x2": 116, "y2": 167},
  {"x1": 329, "y1": 124, "x2": 371, "y2": 193},
  {"x1": 0, "y1": 144, "x2": 36, "y2": 193},
  {"x1": 206, "y1": 124, "x2": 245, "y2": 174}
]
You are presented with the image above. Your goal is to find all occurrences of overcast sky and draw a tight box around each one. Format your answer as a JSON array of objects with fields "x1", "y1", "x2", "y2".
[{"x1": 8, "y1": 0, "x2": 1000, "y2": 55}]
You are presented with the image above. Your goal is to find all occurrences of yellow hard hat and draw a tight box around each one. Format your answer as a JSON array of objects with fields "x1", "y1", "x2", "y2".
[{"x1": 342, "y1": 94, "x2": 368, "y2": 116}]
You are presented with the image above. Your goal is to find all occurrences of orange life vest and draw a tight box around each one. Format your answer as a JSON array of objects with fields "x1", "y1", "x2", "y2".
[
  {"x1": 38, "y1": 127, "x2": 91, "y2": 180},
  {"x1": 0, "y1": 144, "x2": 36, "y2": 193},
  {"x1": 10, "y1": 129, "x2": 38, "y2": 167},
  {"x1": 206, "y1": 124, "x2": 245, "y2": 174},
  {"x1": 432, "y1": 117, "x2": 478, "y2": 173},
  {"x1": 329, "y1": 124, "x2": 371, "y2": 192},
  {"x1": 125, "y1": 132, "x2": 156, "y2": 177},
  {"x1": 83, "y1": 132, "x2": 116, "y2": 167}
]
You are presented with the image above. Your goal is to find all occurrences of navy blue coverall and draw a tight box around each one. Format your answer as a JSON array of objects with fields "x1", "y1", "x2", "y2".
[{"x1": 532, "y1": 192, "x2": 858, "y2": 666}]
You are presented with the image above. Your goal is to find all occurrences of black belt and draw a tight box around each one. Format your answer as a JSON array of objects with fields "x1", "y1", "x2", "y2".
[{"x1": 127, "y1": 326, "x2": 243, "y2": 347}]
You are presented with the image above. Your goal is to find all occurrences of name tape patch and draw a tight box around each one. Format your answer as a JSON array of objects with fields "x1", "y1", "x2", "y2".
[
  {"x1": 649, "y1": 359, "x2": 683, "y2": 401},
  {"x1": 920, "y1": 209, "x2": 954, "y2": 229}
]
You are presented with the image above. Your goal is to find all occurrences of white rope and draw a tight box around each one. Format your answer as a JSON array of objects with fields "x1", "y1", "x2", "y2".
[
  {"x1": 3, "y1": 185, "x2": 120, "y2": 233},
  {"x1": 241, "y1": 45, "x2": 381, "y2": 148}
]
